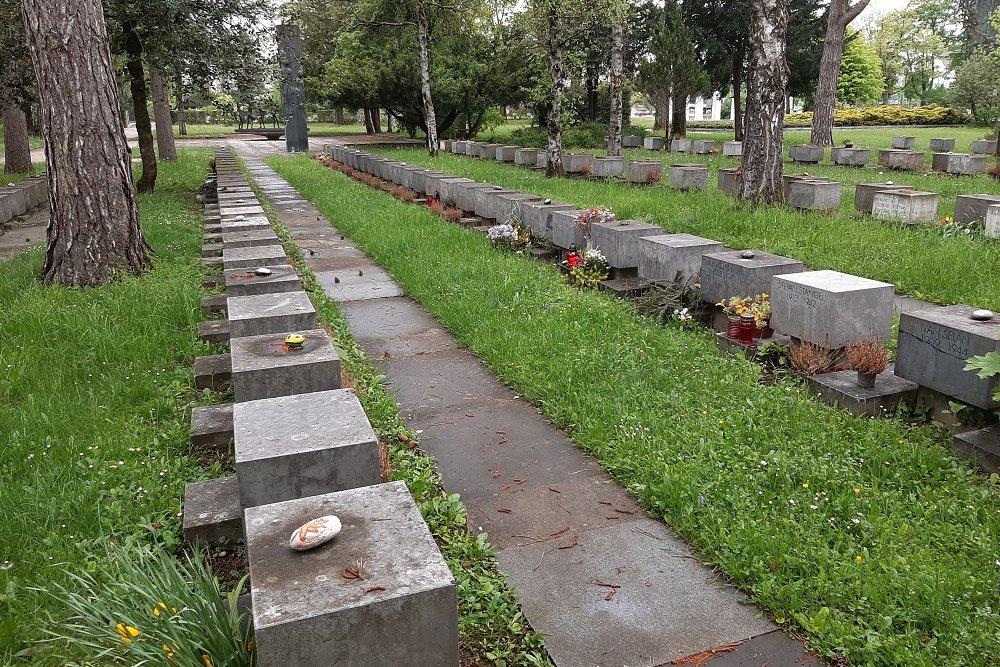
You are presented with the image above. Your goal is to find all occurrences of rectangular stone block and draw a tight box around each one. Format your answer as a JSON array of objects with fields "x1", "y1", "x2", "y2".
[
  {"x1": 622, "y1": 135, "x2": 642, "y2": 148},
  {"x1": 877, "y1": 150, "x2": 924, "y2": 171},
  {"x1": 626, "y1": 160, "x2": 663, "y2": 184},
  {"x1": 225, "y1": 265, "x2": 301, "y2": 297},
  {"x1": 691, "y1": 140, "x2": 716, "y2": 154},
  {"x1": 854, "y1": 183, "x2": 915, "y2": 213},
  {"x1": 590, "y1": 220, "x2": 663, "y2": 269},
  {"x1": 952, "y1": 426, "x2": 1000, "y2": 474},
  {"x1": 514, "y1": 148, "x2": 538, "y2": 166},
  {"x1": 197, "y1": 319, "x2": 230, "y2": 343},
  {"x1": 971, "y1": 139, "x2": 998, "y2": 154},
  {"x1": 930, "y1": 138, "x2": 955, "y2": 152},
  {"x1": 464, "y1": 141, "x2": 478, "y2": 157},
  {"x1": 223, "y1": 244, "x2": 287, "y2": 270},
  {"x1": 190, "y1": 403, "x2": 234, "y2": 451},
  {"x1": 643, "y1": 137, "x2": 666, "y2": 150},
  {"x1": 782, "y1": 173, "x2": 828, "y2": 199},
  {"x1": 787, "y1": 179, "x2": 842, "y2": 211},
  {"x1": 831, "y1": 148, "x2": 870, "y2": 166},
  {"x1": 220, "y1": 205, "x2": 265, "y2": 217},
  {"x1": 219, "y1": 216, "x2": 272, "y2": 234},
  {"x1": 564, "y1": 153, "x2": 593, "y2": 174},
  {"x1": 892, "y1": 136, "x2": 916, "y2": 149},
  {"x1": 789, "y1": 144, "x2": 823, "y2": 163},
  {"x1": 496, "y1": 145, "x2": 517, "y2": 162},
  {"x1": 482, "y1": 143, "x2": 501, "y2": 159},
  {"x1": 222, "y1": 229, "x2": 280, "y2": 248},
  {"x1": 451, "y1": 140, "x2": 466, "y2": 155},
  {"x1": 451, "y1": 182, "x2": 495, "y2": 214},
  {"x1": 987, "y1": 205, "x2": 1000, "y2": 239},
  {"x1": 519, "y1": 200, "x2": 576, "y2": 237},
  {"x1": 590, "y1": 157, "x2": 625, "y2": 178},
  {"x1": 718, "y1": 169, "x2": 741, "y2": 197},
  {"x1": 770, "y1": 270, "x2": 895, "y2": 349},
  {"x1": 549, "y1": 210, "x2": 586, "y2": 249},
  {"x1": 722, "y1": 141, "x2": 742, "y2": 157},
  {"x1": 183, "y1": 476, "x2": 243, "y2": 545},
  {"x1": 668, "y1": 164, "x2": 708, "y2": 190},
  {"x1": 806, "y1": 367, "x2": 918, "y2": 418},
  {"x1": 670, "y1": 138, "x2": 691, "y2": 153},
  {"x1": 955, "y1": 194, "x2": 1000, "y2": 223},
  {"x1": 473, "y1": 187, "x2": 517, "y2": 220},
  {"x1": 871, "y1": 190, "x2": 938, "y2": 224},
  {"x1": 0, "y1": 186, "x2": 27, "y2": 216},
  {"x1": 234, "y1": 389, "x2": 380, "y2": 508},
  {"x1": 230, "y1": 328, "x2": 341, "y2": 402},
  {"x1": 536, "y1": 152, "x2": 548, "y2": 169},
  {"x1": 896, "y1": 305, "x2": 1000, "y2": 409},
  {"x1": 700, "y1": 250, "x2": 805, "y2": 305},
  {"x1": 227, "y1": 291, "x2": 317, "y2": 338},
  {"x1": 246, "y1": 482, "x2": 458, "y2": 667},
  {"x1": 638, "y1": 234, "x2": 724, "y2": 285},
  {"x1": 494, "y1": 193, "x2": 544, "y2": 226},
  {"x1": 194, "y1": 354, "x2": 232, "y2": 391}
]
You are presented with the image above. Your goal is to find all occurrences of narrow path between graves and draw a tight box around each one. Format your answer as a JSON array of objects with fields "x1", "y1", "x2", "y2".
[{"x1": 233, "y1": 142, "x2": 821, "y2": 667}]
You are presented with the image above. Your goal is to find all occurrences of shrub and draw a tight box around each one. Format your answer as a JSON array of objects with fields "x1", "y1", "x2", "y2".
[
  {"x1": 786, "y1": 104, "x2": 969, "y2": 127},
  {"x1": 845, "y1": 339, "x2": 890, "y2": 376}
]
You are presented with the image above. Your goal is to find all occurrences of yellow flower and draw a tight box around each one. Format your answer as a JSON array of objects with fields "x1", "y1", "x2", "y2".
[
  {"x1": 802, "y1": 483, "x2": 809, "y2": 489},
  {"x1": 855, "y1": 555, "x2": 863, "y2": 562},
  {"x1": 203, "y1": 655, "x2": 214, "y2": 667},
  {"x1": 116, "y1": 623, "x2": 140, "y2": 644},
  {"x1": 162, "y1": 643, "x2": 178, "y2": 663},
  {"x1": 152, "y1": 602, "x2": 177, "y2": 617},
  {"x1": 854, "y1": 487, "x2": 861, "y2": 494},
  {"x1": 897, "y1": 439, "x2": 905, "y2": 445}
]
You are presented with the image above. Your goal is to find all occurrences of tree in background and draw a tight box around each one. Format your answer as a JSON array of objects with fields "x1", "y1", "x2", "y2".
[
  {"x1": 22, "y1": 0, "x2": 151, "y2": 285},
  {"x1": 836, "y1": 31, "x2": 884, "y2": 105},
  {"x1": 809, "y1": 0, "x2": 871, "y2": 146},
  {"x1": 606, "y1": 0, "x2": 628, "y2": 157},
  {"x1": 0, "y1": 0, "x2": 36, "y2": 173},
  {"x1": 953, "y1": 8, "x2": 1000, "y2": 159},
  {"x1": 741, "y1": 0, "x2": 788, "y2": 203}
]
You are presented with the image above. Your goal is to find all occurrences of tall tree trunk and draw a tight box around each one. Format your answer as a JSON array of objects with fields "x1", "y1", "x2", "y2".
[
  {"x1": 335, "y1": 107, "x2": 345, "y2": 124},
  {"x1": 741, "y1": 0, "x2": 788, "y2": 203},
  {"x1": 3, "y1": 105, "x2": 33, "y2": 174},
  {"x1": 175, "y1": 72, "x2": 187, "y2": 136},
  {"x1": 653, "y1": 103, "x2": 663, "y2": 132},
  {"x1": 150, "y1": 66, "x2": 176, "y2": 161},
  {"x1": 372, "y1": 108, "x2": 382, "y2": 133},
  {"x1": 416, "y1": 2, "x2": 439, "y2": 156},
  {"x1": 545, "y1": 4, "x2": 566, "y2": 178},
  {"x1": 809, "y1": 0, "x2": 871, "y2": 146},
  {"x1": 123, "y1": 24, "x2": 156, "y2": 192},
  {"x1": 732, "y1": 52, "x2": 744, "y2": 141},
  {"x1": 363, "y1": 108, "x2": 375, "y2": 134},
  {"x1": 586, "y1": 68, "x2": 597, "y2": 121},
  {"x1": 386, "y1": 114, "x2": 394, "y2": 133},
  {"x1": 670, "y1": 92, "x2": 687, "y2": 138},
  {"x1": 607, "y1": 20, "x2": 625, "y2": 157},
  {"x1": 22, "y1": 0, "x2": 151, "y2": 285}
]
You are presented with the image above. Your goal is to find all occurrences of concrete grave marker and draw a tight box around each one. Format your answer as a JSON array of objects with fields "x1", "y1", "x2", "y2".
[
  {"x1": 854, "y1": 183, "x2": 915, "y2": 213},
  {"x1": 590, "y1": 157, "x2": 625, "y2": 178},
  {"x1": 638, "y1": 233, "x2": 724, "y2": 285},
  {"x1": 549, "y1": 210, "x2": 586, "y2": 249},
  {"x1": 670, "y1": 138, "x2": 691, "y2": 153},
  {"x1": 700, "y1": 250, "x2": 804, "y2": 305},
  {"x1": 590, "y1": 220, "x2": 662, "y2": 271},
  {"x1": 831, "y1": 148, "x2": 870, "y2": 166},
  {"x1": 223, "y1": 244, "x2": 287, "y2": 270},
  {"x1": 787, "y1": 179, "x2": 842, "y2": 211},
  {"x1": 892, "y1": 136, "x2": 916, "y2": 149},
  {"x1": 987, "y1": 205, "x2": 1000, "y2": 239},
  {"x1": 930, "y1": 138, "x2": 956, "y2": 152},
  {"x1": 643, "y1": 137, "x2": 666, "y2": 151},
  {"x1": 623, "y1": 135, "x2": 642, "y2": 148},
  {"x1": 514, "y1": 149, "x2": 539, "y2": 166},
  {"x1": 718, "y1": 168, "x2": 741, "y2": 197},
  {"x1": 227, "y1": 291, "x2": 318, "y2": 338},
  {"x1": 230, "y1": 328, "x2": 341, "y2": 402},
  {"x1": 626, "y1": 160, "x2": 663, "y2": 184},
  {"x1": 971, "y1": 139, "x2": 998, "y2": 154},
  {"x1": 877, "y1": 150, "x2": 924, "y2": 171},
  {"x1": 722, "y1": 141, "x2": 742, "y2": 157},
  {"x1": 870, "y1": 190, "x2": 938, "y2": 223},
  {"x1": 691, "y1": 140, "x2": 716, "y2": 154},
  {"x1": 668, "y1": 163, "x2": 709, "y2": 190},
  {"x1": 789, "y1": 145, "x2": 823, "y2": 163},
  {"x1": 955, "y1": 194, "x2": 1000, "y2": 223},
  {"x1": 225, "y1": 265, "x2": 302, "y2": 297},
  {"x1": 564, "y1": 153, "x2": 594, "y2": 174}
]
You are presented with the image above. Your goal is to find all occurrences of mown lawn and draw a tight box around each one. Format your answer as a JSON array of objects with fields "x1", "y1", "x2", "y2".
[
  {"x1": 370, "y1": 146, "x2": 1000, "y2": 310},
  {"x1": 165, "y1": 122, "x2": 387, "y2": 139},
  {"x1": 269, "y1": 153, "x2": 1000, "y2": 667},
  {"x1": 0, "y1": 150, "x2": 218, "y2": 662}
]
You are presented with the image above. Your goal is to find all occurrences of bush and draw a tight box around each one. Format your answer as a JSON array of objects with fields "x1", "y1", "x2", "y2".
[
  {"x1": 508, "y1": 121, "x2": 650, "y2": 149},
  {"x1": 786, "y1": 104, "x2": 969, "y2": 127}
]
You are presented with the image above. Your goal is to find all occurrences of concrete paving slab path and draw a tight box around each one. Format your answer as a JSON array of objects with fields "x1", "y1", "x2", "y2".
[{"x1": 236, "y1": 145, "x2": 823, "y2": 667}]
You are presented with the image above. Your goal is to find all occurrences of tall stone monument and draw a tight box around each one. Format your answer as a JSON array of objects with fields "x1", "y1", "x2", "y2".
[{"x1": 277, "y1": 24, "x2": 309, "y2": 153}]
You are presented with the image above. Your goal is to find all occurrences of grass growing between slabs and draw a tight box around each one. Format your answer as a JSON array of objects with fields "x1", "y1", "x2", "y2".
[
  {"x1": 269, "y1": 153, "x2": 1000, "y2": 667},
  {"x1": 241, "y1": 163, "x2": 551, "y2": 667},
  {"x1": 371, "y1": 146, "x2": 1000, "y2": 311},
  {"x1": 0, "y1": 149, "x2": 221, "y2": 663}
]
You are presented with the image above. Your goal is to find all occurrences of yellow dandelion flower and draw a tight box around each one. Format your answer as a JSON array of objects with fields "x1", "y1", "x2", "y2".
[
  {"x1": 802, "y1": 483, "x2": 809, "y2": 489},
  {"x1": 854, "y1": 487, "x2": 861, "y2": 494},
  {"x1": 116, "y1": 623, "x2": 140, "y2": 644},
  {"x1": 855, "y1": 555, "x2": 863, "y2": 562}
]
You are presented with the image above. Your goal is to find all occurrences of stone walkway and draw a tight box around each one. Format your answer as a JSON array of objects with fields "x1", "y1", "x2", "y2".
[{"x1": 236, "y1": 143, "x2": 821, "y2": 667}]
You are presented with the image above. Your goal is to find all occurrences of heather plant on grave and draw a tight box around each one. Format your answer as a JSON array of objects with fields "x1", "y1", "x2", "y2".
[{"x1": 38, "y1": 545, "x2": 253, "y2": 667}]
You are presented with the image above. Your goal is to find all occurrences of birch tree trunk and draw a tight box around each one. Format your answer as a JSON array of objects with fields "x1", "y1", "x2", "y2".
[
  {"x1": 123, "y1": 23, "x2": 156, "y2": 192},
  {"x1": 150, "y1": 66, "x2": 176, "y2": 161},
  {"x1": 175, "y1": 72, "x2": 187, "y2": 136},
  {"x1": 809, "y1": 0, "x2": 871, "y2": 146},
  {"x1": 2, "y1": 105, "x2": 33, "y2": 173},
  {"x1": 545, "y1": 3, "x2": 566, "y2": 178},
  {"x1": 607, "y1": 20, "x2": 625, "y2": 157},
  {"x1": 740, "y1": 0, "x2": 788, "y2": 203},
  {"x1": 22, "y1": 0, "x2": 151, "y2": 285},
  {"x1": 416, "y1": 1, "x2": 438, "y2": 156}
]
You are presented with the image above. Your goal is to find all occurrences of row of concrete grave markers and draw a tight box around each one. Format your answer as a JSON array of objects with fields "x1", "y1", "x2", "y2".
[
  {"x1": 185, "y1": 147, "x2": 460, "y2": 667},
  {"x1": 329, "y1": 143, "x2": 1000, "y2": 473},
  {"x1": 0, "y1": 173, "x2": 47, "y2": 225},
  {"x1": 441, "y1": 138, "x2": 1000, "y2": 234},
  {"x1": 790, "y1": 135, "x2": 998, "y2": 175}
]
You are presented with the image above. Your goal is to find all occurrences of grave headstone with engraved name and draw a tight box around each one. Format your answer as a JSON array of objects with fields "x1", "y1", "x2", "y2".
[{"x1": 870, "y1": 190, "x2": 938, "y2": 223}]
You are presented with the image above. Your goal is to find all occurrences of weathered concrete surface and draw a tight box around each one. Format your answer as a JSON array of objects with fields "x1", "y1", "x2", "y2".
[
  {"x1": 194, "y1": 354, "x2": 232, "y2": 391},
  {"x1": 700, "y1": 250, "x2": 804, "y2": 305},
  {"x1": 638, "y1": 233, "x2": 724, "y2": 285},
  {"x1": 854, "y1": 183, "x2": 915, "y2": 214},
  {"x1": 225, "y1": 265, "x2": 302, "y2": 297},
  {"x1": 806, "y1": 367, "x2": 918, "y2": 417},
  {"x1": 183, "y1": 476, "x2": 243, "y2": 544},
  {"x1": 590, "y1": 156, "x2": 625, "y2": 178},
  {"x1": 197, "y1": 319, "x2": 231, "y2": 343},
  {"x1": 223, "y1": 244, "x2": 287, "y2": 270},
  {"x1": 229, "y1": 328, "x2": 341, "y2": 402},
  {"x1": 955, "y1": 194, "x2": 1000, "y2": 223},
  {"x1": 787, "y1": 180, "x2": 842, "y2": 211},
  {"x1": 952, "y1": 426, "x2": 1000, "y2": 474},
  {"x1": 190, "y1": 403, "x2": 234, "y2": 451},
  {"x1": 789, "y1": 144, "x2": 823, "y2": 163},
  {"x1": 871, "y1": 190, "x2": 938, "y2": 223},
  {"x1": 222, "y1": 229, "x2": 280, "y2": 248},
  {"x1": 227, "y1": 291, "x2": 318, "y2": 338},
  {"x1": 590, "y1": 219, "x2": 662, "y2": 270},
  {"x1": 668, "y1": 164, "x2": 709, "y2": 190}
]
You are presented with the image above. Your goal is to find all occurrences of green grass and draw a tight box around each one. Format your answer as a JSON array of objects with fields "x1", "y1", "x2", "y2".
[
  {"x1": 0, "y1": 149, "x2": 218, "y2": 663},
  {"x1": 167, "y1": 122, "x2": 388, "y2": 139},
  {"x1": 268, "y1": 153, "x2": 1000, "y2": 667},
  {"x1": 370, "y1": 146, "x2": 1000, "y2": 310}
]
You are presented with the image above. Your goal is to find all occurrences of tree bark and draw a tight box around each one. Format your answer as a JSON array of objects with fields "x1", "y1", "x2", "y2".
[
  {"x1": 22, "y1": 0, "x2": 151, "y2": 286},
  {"x1": 372, "y1": 108, "x2": 382, "y2": 133},
  {"x1": 741, "y1": 0, "x2": 788, "y2": 203},
  {"x1": 150, "y1": 66, "x2": 176, "y2": 161},
  {"x1": 363, "y1": 108, "x2": 375, "y2": 134},
  {"x1": 809, "y1": 0, "x2": 871, "y2": 146},
  {"x1": 123, "y1": 24, "x2": 156, "y2": 192},
  {"x1": 335, "y1": 107, "x2": 345, "y2": 124},
  {"x1": 416, "y1": 2, "x2": 439, "y2": 156},
  {"x1": 545, "y1": 4, "x2": 566, "y2": 178},
  {"x1": 607, "y1": 20, "x2": 625, "y2": 157},
  {"x1": 732, "y1": 52, "x2": 744, "y2": 141},
  {"x1": 175, "y1": 72, "x2": 187, "y2": 136},
  {"x1": 670, "y1": 92, "x2": 687, "y2": 138},
  {"x1": 3, "y1": 105, "x2": 33, "y2": 174}
]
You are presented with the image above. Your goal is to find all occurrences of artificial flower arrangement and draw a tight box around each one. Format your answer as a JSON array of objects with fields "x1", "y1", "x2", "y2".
[
  {"x1": 574, "y1": 207, "x2": 616, "y2": 240},
  {"x1": 487, "y1": 209, "x2": 532, "y2": 253},
  {"x1": 717, "y1": 293, "x2": 771, "y2": 329}
]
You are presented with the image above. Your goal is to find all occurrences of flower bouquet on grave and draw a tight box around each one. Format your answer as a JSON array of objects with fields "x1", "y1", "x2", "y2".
[
  {"x1": 567, "y1": 247, "x2": 610, "y2": 289},
  {"x1": 717, "y1": 294, "x2": 772, "y2": 344},
  {"x1": 574, "y1": 207, "x2": 616, "y2": 242}
]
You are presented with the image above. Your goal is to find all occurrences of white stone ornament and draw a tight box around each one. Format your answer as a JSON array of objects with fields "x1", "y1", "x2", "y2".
[
  {"x1": 971, "y1": 309, "x2": 994, "y2": 321},
  {"x1": 255, "y1": 267, "x2": 273, "y2": 276},
  {"x1": 289, "y1": 515, "x2": 342, "y2": 551}
]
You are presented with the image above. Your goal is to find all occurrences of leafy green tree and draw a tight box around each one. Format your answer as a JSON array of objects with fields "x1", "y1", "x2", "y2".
[
  {"x1": 836, "y1": 31, "x2": 884, "y2": 105},
  {"x1": 0, "y1": 0, "x2": 36, "y2": 172}
]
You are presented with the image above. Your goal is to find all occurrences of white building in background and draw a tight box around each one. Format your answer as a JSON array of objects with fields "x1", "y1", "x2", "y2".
[{"x1": 631, "y1": 92, "x2": 802, "y2": 123}]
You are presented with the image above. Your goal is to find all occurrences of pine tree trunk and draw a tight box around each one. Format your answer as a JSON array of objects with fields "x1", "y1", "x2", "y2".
[
  {"x1": 175, "y1": 72, "x2": 187, "y2": 136},
  {"x1": 545, "y1": 4, "x2": 566, "y2": 178},
  {"x1": 150, "y1": 66, "x2": 176, "y2": 161},
  {"x1": 416, "y1": 2, "x2": 439, "y2": 156},
  {"x1": 22, "y1": 0, "x2": 151, "y2": 286},
  {"x1": 607, "y1": 20, "x2": 625, "y2": 157},
  {"x1": 732, "y1": 53, "x2": 744, "y2": 141},
  {"x1": 670, "y1": 92, "x2": 687, "y2": 138},
  {"x1": 123, "y1": 24, "x2": 156, "y2": 192},
  {"x1": 335, "y1": 107, "x2": 345, "y2": 124},
  {"x1": 363, "y1": 108, "x2": 375, "y2": 134},
  {"x1": 740, "y1": 0, "x2": 788, "y2": 203},
  {"x1": 372, "y1": 109, "x2": 382, "y2": 133},
  {"x1": 2, "y1": 105, "x2": 33, "y2": 174},
  {"x1": 810, "y1": 0, "x2": 871, "y2": 146}
]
